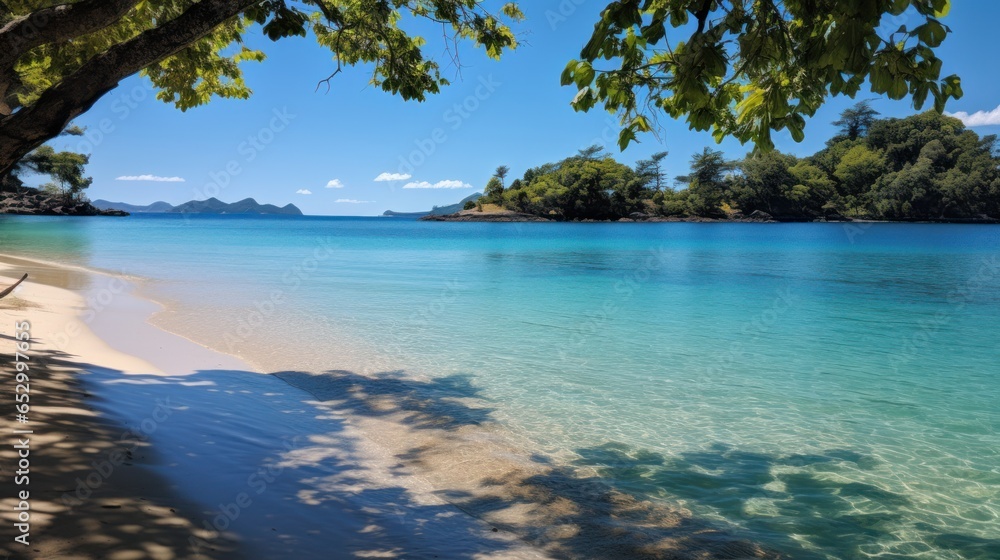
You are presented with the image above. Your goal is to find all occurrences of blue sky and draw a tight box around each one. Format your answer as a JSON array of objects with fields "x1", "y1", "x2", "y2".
[{"x1": 45, "y1": 2, "x2": 1000, "y2": 216}]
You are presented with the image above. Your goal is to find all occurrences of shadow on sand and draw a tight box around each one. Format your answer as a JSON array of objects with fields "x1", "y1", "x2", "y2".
[{"x1": 6, "y1": 350, "x2": 998, "y2": 559}]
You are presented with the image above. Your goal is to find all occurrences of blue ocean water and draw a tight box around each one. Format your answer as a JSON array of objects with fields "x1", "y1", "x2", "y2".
[{"x1": 1, "y1": 214, "x2": 998, "y2": 559}]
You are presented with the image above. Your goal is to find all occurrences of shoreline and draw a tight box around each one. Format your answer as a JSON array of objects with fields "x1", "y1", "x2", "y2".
[
  {"x1": 0, "y1": 254, "x2": 782, "y2": 559},
  {"x1": 420, "y1": 210, "x2": 1000, "y2": 224},
  {"x1": 0, "y1": 256, "x2": 547, "y2": 559},
  {"x1": 0, "y1": 259, "x2": 237, "y2": 559}
]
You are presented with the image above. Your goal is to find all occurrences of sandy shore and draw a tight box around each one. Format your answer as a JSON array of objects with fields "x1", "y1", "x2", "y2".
[
  {"x1": 0, "y1": 254, "x2": 779, "y2": 560},
  {"x1": 0, "y1": 256, "x2": 547, "y2": 559}
]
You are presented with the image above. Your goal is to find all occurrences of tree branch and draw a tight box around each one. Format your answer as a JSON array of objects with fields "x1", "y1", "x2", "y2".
[
  {"x1": 0, "y1": 273, "x2": 27, "y2": 300},
  {"x1": 0, "y1": 0, "x2": 258, "y2": 178},
  {"x1": 0, "y1": 0, "x2": 143, "y2": 108},
  {"x1": 0, "y1": 0, "x2": 142, "y2": 67}
]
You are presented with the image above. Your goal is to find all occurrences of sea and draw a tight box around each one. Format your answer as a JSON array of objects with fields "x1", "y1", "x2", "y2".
[{"x1": 1, "y1": 214, "x2": 998, "y2": 559}]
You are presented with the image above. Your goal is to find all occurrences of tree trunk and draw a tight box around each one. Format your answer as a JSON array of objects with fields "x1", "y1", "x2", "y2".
[{"x1": 0, "y1": 0, "x2": 258, "y2": 179}]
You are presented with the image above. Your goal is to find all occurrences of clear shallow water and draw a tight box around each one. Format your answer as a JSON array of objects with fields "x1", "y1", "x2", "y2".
[{"x1": 1, "y1": 215, "x2": 998, "y2": 559}]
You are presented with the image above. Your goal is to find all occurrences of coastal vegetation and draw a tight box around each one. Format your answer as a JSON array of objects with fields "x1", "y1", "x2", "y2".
[
  {"x1": 0, "y1": 1, "x2": 958, "y2": 180},
  {"x1": 0, "y1": 125, "x2": 116, "y2": 215},
  {"x1": 474, "y1": 105, "x2": 1000, "y2": 222}
]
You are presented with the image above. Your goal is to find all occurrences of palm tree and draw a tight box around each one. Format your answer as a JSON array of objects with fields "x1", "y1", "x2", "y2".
[{"x1": 494, "y1": 165, "x2": 510, "y2": 189}]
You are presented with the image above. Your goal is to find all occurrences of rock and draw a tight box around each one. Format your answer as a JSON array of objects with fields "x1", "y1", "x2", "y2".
[
  {"x1": 747, "y1": 210, "x2": 776, "y2": 222},
  {"x1": 628, "y1": 212, "x2": 650, "y2": 220},
  {"x1": 0, "y1": 188, "x2": 129, "y2": 216}
]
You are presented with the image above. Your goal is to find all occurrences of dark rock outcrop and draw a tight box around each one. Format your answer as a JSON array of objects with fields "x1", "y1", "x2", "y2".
[
  {"x1": 1, "y1": 189, "x2": 128, "y2": 216},
  {"x1": 421, "y1": 210, "x2": 551, "y2": 222}
]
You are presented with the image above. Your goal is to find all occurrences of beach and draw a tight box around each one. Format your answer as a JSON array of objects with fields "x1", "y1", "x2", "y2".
[
  {"x1": 0, "y1": 217, "x2": 997, "y2": 560},
  {"x1": 0, "y1": 256, "x2": 779, "y2": 559},
  {"x1": 0, "y1": 256, "x2": 556, "y2": 559}
]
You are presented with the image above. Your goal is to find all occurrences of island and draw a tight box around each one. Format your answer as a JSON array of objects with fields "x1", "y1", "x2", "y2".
[
  {"x1": 383, "y1": 193, "x2": 481, "y2": 218},
  {"x1": 93, "y1": 197, "x2": 303, "y2": 216},
  {"x1": 424, "y1": 108, "x2": 1000, "y2": 224}
]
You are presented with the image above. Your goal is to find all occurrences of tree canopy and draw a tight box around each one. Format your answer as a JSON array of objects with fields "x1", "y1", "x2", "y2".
[
  {"x1": 1, "y1": 126, "x2": 91, "y2": 200},
  {"x1": 0, "y1": 0, "x2": 961, "y2": 184},
  {"x1": 0, "y1": 0, "x2": 523, "y2": 177},
  {"x1": 561, "y1": 0, "x2": 960, "y2": 150},
  {"x1": 481, "y1": 105, "x2": 1000, "y2": 222}
]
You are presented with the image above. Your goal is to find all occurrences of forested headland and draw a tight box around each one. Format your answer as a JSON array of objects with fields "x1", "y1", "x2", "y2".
[{"x1": 462, "y1": 104, "x2": 999, "y2": 223}]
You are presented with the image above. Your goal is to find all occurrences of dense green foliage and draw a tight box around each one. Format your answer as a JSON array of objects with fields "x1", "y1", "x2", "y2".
[
  {"x1": 1, "y1": 1, "x2": 523, "y2": 114},
  {"x1": 483, "y1": 147, "x2": 645, "y2": 220},
  {"x1": 485, "y1": 105, "x2": 999, "y2": 221},
  {"x1": 0, "y1": 127, "x2": 91, "y2": 202},
  {"x1": 1, "y1": 1, "x2": 961, "y2": 181},
  {"x1": 563, "y1": 0, "x2": 960, "y2": 151}
]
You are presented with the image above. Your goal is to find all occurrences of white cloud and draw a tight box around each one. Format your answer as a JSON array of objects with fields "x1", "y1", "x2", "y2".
[
  {"x1": 374, "y1": 172, "x2": 412, "y2": 182},
  {"x1": 296, "y1": 189, "x2": 313, "y2": 195},
  {"x1": 947, "y1": 105, "x2": 1000, "y2": 127},
  {"x1": 326, "y1": 179, "x2": 344, "y2": 188},
  {"x1": 402, "y1": 179, "x2": 473, "y2": 189},
  {"x1": 336, "y1": 199, "x2": 373, "y2": 204},
  {"x1": 116, "y1": 174, "x2": 185, "y2": 182}
]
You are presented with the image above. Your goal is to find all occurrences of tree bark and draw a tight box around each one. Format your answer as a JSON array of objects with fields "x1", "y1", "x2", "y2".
[
  {"x1": 0, "y1": 0, "x2": 143, "y2": 114},
  {"x1": 0, "y1": 0, "x2": 258, "y2": 179}
]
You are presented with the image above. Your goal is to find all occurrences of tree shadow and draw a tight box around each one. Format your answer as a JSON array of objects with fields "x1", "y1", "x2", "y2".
[
  {"x1": 275, "y1": 369, "x2": 781, "y2": 559},
  {"x1": 563, "y1": 441, "x2": 1000, "y2": 559},
  {"x1": 1, "y1": 351, "x2": 543, "y2": 559},
  {"x1": 8, "y1": 351, "x2": 996, "y2": 560},
  {"x1": 275, "y1": 368, "x2": 998, "y2": 559},
  {"x1": 0, "y1": 344, "x2": 246, "y2": 560},
  {"x1": 274, "y1": 369, "x2": 496, "y2": 431}
]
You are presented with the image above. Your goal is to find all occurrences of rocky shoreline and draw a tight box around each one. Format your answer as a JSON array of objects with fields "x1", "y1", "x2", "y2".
[
  {"x1": 420, "y1": 208, "x2": 1000, "y2": 224},
  {"x1": 1, "y1": 189, "x2": 128, "y2": 216}
]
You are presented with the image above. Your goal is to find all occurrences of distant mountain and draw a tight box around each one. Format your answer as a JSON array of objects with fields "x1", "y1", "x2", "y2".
[
  {"x1": 93, "y1": 197, "x2": 303, "y2": 216},
  {"x1": 383, "y1": 192, "x2": 481, "y2": 218},
  {"x1": 92, "y1": 200, "x2": 175, "y2": 213},
  {"x1": 171, "y1": 197, "x2": 302, "y2": 215}
]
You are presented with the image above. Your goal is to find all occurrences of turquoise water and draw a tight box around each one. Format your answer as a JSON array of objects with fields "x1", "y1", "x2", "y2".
[{"x1": 2, "y1": 215, "x2": 998, "y2": 559}]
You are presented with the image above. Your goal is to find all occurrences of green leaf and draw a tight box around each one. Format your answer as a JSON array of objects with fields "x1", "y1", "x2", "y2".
[
  {"x1": 916, "y1": 20, "x2": 947, "y2": 47},
  {"x1": 561, "y1": 61, "x2": 579, "y2": 86},
  {"x1": 932, "y1": 0, "x2": 951, "y2": 17},
  {"x1": 618, "y1": 127, "x2": 638, "y2": 151},
  {"x1": 575, "y1": 61, "x2": 596, "y2": 88}
]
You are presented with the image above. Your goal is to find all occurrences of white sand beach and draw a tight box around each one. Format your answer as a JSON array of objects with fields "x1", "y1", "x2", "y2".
[{"x1": 0, "y1": 256, "x2": 549, "y2": 559}]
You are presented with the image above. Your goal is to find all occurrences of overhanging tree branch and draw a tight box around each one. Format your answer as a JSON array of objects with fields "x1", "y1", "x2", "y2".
[
  {"x1": 0, "y1": 0, "x2": 259, "y2": 178},
  {"x1": 0, "y1": 0, "x2": 142, "y2": 70},
  {"x1": 0, "y1": 0, "x2": 143, "y2": 110}
]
